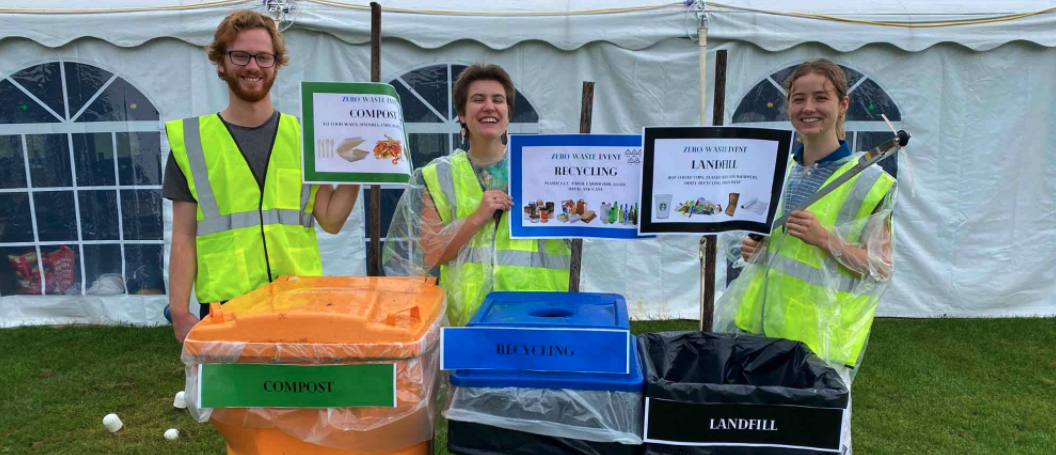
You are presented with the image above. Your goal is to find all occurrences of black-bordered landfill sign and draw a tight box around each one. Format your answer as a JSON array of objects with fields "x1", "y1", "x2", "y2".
[
  {"x1": 301, "y1": 82, "x2": 412, "y2": 184},
  {"x1": 638, "y1": 127, "x2": 792, "y2": 236}
]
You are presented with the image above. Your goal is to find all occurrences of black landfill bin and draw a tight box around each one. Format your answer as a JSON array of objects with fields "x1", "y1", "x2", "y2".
[{"x1": 638, "y1": 332, "x2": 849, "y2": 455}]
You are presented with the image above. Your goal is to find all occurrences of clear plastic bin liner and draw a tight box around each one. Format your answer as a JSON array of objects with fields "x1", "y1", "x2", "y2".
[
  {"x1": 180, "y1": 276, "x2": 446, "y2": 453},
  {"x1": 445, "y1": 385, "x2": 643, "y2": 445}
]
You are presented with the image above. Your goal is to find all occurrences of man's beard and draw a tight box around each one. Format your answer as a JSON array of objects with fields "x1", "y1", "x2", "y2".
[{"x1": 220, "y1": 66, "x2": 275, "y2": 103}]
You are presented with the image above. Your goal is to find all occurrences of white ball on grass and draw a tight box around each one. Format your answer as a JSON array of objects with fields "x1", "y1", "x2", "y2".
[
  {"x1": 173, "y1": 391, "x2": 187, "y2": 409},
  {"x1": 102, "y1": 413, "x2": 123, "y2": 433},
  {"x1": 164, "y1": 428, "x2": 179, "y2": 440}
]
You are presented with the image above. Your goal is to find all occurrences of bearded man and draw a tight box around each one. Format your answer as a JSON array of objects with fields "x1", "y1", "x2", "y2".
[{"x1": 161, "y1": 10, "x2": 359, "y2": 343}]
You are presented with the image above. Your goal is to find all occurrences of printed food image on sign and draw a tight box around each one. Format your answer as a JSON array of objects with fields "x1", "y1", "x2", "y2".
[
  {"x1": 372, "y1": 135, "x2": 403, "y2": 165},
  {"x1": 522, "y1": 198, "x2": 639, "y2": 226}
]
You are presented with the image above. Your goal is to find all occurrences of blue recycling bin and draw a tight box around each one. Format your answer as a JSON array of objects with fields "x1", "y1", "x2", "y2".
[{"x1": 445, "y1": 292, "x2": 645, "y2": 455}]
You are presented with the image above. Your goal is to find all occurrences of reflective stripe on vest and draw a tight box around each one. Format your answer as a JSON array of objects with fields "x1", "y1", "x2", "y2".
[
  {"x1": 769, "y1": 159, "x2": 886, "y2": 285},
  {"x1": 197, "y1": 209, "x2": 315, "y2": 236},
  {"x1": 182, "y1": 117, "x2": 220, "y2": 219},
  {"x1": 182, "y1": 117, "x2": 314, "y2": 235}
]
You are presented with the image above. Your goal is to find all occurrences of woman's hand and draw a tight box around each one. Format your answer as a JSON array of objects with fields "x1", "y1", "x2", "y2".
[
  {"x1": 471, "y1": 190, "x2": 512, "y2": 225},
  {"x1": 786, "y1": 210, "x2": 830, "y2": 248},
  {"x1": 741, "y1": 236, "x2": 761, "y2": 262}
]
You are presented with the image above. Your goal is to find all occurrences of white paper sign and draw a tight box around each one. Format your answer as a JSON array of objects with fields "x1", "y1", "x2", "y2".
[{"x1": 639, "y1": 127, "x2": 793, "y2": 235}]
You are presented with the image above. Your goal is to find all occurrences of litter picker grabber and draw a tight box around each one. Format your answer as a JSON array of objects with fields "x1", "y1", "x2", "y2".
[{"x1": 749, "y1": 130, "x2": 910, "y2": 241}]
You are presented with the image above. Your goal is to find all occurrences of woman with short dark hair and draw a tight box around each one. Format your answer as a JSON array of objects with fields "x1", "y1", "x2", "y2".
[{"x1": 384, "y1": 63, "x2": 570, "y2": 326}]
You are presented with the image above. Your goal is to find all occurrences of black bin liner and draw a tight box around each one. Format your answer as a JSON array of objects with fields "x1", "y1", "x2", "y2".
[
  {"x1": 449, "y1": 420, "x2": 642, "y2": 455},
  {"x1": 639, "y1": 332, "x2": 848, "y2": 455}
]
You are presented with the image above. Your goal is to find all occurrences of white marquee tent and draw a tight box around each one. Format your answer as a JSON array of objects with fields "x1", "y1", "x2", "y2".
[{"x1": 0, "y1": 0, "x2": 1052, "y2": 327}]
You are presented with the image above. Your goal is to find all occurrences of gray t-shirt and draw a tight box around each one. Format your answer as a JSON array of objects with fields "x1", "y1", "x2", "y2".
[{"x1": 162, "y1": 111, "x2": 280, "y2": 202}]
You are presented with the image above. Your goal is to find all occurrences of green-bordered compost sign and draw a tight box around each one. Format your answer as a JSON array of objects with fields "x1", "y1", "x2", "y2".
[
  {"x1": 198, "y1": 363, "x2": 396, "y2": 408},
  {"x1": 301, "y1": 82, "x2": 412, "y2": 184}
]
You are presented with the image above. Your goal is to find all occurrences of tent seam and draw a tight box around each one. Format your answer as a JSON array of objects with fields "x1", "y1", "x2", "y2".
[{"x1": 705, "y1": 2, "x2": 1056, "y2": 28}]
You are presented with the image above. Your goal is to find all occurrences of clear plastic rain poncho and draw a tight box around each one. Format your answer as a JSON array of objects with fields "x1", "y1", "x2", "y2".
[
  {"x1": 714, "y1": 163, "x2": 898, "y2": 384},
  {"x1": 383, "y1": 150, "x2": 571, "y2": 326}
]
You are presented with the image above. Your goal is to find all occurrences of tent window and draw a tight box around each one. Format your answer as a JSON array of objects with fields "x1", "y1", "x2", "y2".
[
  {"x1": 362, "y1": 63, "x2": 541, "y2": 273},
  {"x1": 0, "y1": 62, "x2": 164, "y2": 297}
]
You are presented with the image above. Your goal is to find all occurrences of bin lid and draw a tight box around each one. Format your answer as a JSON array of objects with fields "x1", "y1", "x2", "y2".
[
  {"x1": 466, "y1": 292, "x2": 629, "y2": 330},
  {"x1": 449, "y1": 335, "x2": 645, "y2": 392},
  {"x1": 183, "y1": 276, "x2": 444, "y2": 361}
]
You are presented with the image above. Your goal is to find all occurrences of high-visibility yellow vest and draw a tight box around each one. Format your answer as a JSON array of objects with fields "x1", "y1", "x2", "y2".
[
  {"x1": 166, "y1": 113, "x2": 321, "y2": 303},
  {"x1": 735, "y1": 158, "x2": 895, "y2": 366},
  {"x1": 422, "y1": 151, "x2": 570, "y2": 326}
]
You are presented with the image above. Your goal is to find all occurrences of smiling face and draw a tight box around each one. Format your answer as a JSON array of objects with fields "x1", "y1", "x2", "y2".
[
  {"x1": 218, "y1": 28, "x2": 277, "y2": 104},
  {"x1": 787, "y1": 72, "x2": 848, "y2": 142},
  {"x1": 458, "y1": 80, "x2": 510, "y2": 142}
]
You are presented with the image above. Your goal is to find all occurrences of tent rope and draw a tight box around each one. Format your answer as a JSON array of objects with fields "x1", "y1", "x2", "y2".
[
  {"x1": 704, "y1": 2, "x2": 1056, "y2": 28},
  {"x1": 302, "y1": 0, "x2": 687, "y2": 17},
  {"x1": 0, "y1": 0, "x2": 248, "y2": 14},
  {"x1": 0, "y1": 0, "x2": 688, "y2": 17}
]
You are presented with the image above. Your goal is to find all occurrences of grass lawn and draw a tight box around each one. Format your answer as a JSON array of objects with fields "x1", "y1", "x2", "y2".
[{"x1": 1, "y1": 318, "x2": 1052, "y2": 454}]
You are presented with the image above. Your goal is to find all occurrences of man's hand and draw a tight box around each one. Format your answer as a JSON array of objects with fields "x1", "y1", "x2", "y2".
[
  {"x1": 786, "y1": 210, "x2": 830, "y2": 248},
  {"x1": 173, "y1": 311, "x2": 200, "y2": 343},
  {"x1": 169, "y1": 200, "x2": 199, "y2": 344}
]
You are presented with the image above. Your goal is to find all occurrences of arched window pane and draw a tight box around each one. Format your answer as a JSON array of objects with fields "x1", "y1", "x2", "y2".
[
  {"x1": 12, "y1": 63, "x2": 66, "y2": 120},
  {"x1": 732, "y1": 81, "x2": 787, "y2": 123},
  {"x1": 64, "y1": 62, "x2": 113, "y2": 120},
  {"x1": 76, "y1": 77, "x2": 159, "y2": 122},
  {"x1": 393, "y1": 81, "x2": 443, "y2": 123},
  {"x1": 400, "y1": 65, "x2": 449, "y2": 119},
  {"x1": 511, "y1": 91, "x2": 538, "y2": 123},
  {"x1": 847, "y1": 79, "x2": 901, "y2": 122},
  {"x1": 0, "y1": 79, "x2": 61, "y2": 124}
]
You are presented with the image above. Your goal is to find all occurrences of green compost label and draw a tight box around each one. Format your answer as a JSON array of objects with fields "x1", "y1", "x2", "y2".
[{"x1": 199, "y1": 363, "x2": 396, "y2": 408}]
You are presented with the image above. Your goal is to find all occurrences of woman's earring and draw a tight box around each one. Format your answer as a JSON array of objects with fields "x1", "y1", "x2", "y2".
[
  {"x1": 501, "y1": 130, "x2": 508, "y2": 146},
  {"x1": 459, "y1": 122, "x2": 469, "y2": 150}
]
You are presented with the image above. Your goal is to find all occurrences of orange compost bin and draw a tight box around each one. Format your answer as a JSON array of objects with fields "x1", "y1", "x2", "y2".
[{"x1": 182, "y1": 276, "x2": 445, "y2": 455}]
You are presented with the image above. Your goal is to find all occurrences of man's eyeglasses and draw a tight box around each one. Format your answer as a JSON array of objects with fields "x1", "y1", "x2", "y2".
[{"x1": 227, "y1": 51, "x2": 277, "y2": 68}]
